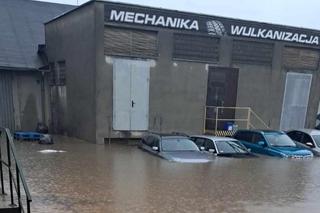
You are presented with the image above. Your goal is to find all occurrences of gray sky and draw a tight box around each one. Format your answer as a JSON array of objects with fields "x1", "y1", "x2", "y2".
[{"x1": 36, "y1": 0, "x2": 320, "y2": 30}]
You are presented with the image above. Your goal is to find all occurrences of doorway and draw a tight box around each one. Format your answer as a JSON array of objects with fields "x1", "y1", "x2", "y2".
[
  {"x1": 280, "y1": 72, "x2": 312, "y2": 130},
  {"x1": 113, "y1": 59, "x2": 150, "y2": 131},
  {"x1": 206, "y1": 67, "x2": 239, "y2": 130}
]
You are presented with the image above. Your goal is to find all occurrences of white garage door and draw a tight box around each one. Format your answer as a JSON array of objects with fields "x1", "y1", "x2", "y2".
[
  {"x1": 113, "y1": 59, "x2": 150, "y2": 131},
  {"x1": 280, "y1": 72, "x2": 312, "y2": 130}
]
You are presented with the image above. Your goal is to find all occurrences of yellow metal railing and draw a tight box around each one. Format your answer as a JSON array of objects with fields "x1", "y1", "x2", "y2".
[{"x1": 204, "y1": 106, "x2": 270, "y2": 136}]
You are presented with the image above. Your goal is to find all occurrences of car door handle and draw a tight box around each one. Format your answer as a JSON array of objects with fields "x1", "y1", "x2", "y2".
[{"x1": 131, "y1": 100, "x2": 135, "y2": 108}]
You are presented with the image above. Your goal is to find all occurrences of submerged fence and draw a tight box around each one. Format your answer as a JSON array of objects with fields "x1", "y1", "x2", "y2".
[{"x1": 204, "y1": 106, "x2": 270, "y2": 136}]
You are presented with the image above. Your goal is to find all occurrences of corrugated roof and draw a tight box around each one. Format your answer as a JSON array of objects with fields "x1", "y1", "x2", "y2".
[{"x1": 0, "y1": 0, "x2": 75, "y2": 71}]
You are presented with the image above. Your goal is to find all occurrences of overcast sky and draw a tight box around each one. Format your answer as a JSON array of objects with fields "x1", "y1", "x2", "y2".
[{"x1": 36, "y1": 0, "x2": 320, "y2": 30}]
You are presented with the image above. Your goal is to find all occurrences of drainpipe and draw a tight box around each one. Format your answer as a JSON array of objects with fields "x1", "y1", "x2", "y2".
[{"x1": 40, "y1": 71, "x2": 46, "y2": 124}]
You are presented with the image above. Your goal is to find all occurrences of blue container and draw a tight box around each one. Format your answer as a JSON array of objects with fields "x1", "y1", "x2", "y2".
[{"x1": 224, "y1": 122, "x2": 234, "y2": 131}]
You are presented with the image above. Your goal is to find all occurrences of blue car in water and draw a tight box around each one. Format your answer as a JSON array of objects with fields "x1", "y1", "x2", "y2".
[{"x1": 233, "y1": 130, "x2": 313, "y2": 158}]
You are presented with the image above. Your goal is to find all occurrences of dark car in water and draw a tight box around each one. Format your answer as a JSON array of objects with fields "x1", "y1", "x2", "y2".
[
  {"x1": 287, "y1": 129, "x2": 320, "y2": 157},
  {"x1": 233, "y1": 130, "x2": 313, "y2": 158},
  {"x1": 190, "y1": 135, "x2": 256, "y2": 158},
  {"x1": 138, "y1": 133, "x2": 212, "y2": 163}
]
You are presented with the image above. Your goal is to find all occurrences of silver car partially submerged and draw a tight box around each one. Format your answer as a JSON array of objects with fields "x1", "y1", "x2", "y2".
[
  {"x1": 191, "y1": 135, "x2": 256, "y2": 158},
  {"x1": 287, "y1": 129, "x2": 320, "y2": 156},
  {"x1": 138, "y1": 133, "x2": 212, "y2": 163}
]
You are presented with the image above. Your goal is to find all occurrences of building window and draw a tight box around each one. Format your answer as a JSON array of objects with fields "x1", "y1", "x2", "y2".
[
  {"x1": 57, "y1": 61, "x2": 66, "y2": 86},
  {"x1": 49, "y1": 61, "x2": 66, "y2": 86},
  {"x1": 49, "y1": 62, "x2": 56, "y2": 86},
  {"x1": 104, "y1": 27, "x2": 158, "y2": 58},
  {"x1": 282, "y1": 47, "x2": 320, "y2": 70},
  {"x1": 232, "y1": 40, "x2": 274, "y2": 65},
  {"x1": 173, "y1": 33, "x2": 220, "y2": 63}
]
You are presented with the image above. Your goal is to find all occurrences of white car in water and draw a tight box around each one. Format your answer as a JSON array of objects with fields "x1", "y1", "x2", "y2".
[
  {"x1": 190, "y1": 135, "x2": 256, "y2": 158},
  {"x1": 287, "y1": 129, "x2": 320, "y2": 157}
]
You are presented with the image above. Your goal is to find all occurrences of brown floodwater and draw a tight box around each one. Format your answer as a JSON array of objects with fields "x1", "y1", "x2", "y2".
[{"x1": 11, "y1": 136, "x2": 320, "y2": 213}]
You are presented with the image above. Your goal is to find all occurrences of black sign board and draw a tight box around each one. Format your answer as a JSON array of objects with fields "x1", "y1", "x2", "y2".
[{"x1": 104, "y1": 2, "x2": 320, "y2": 47}]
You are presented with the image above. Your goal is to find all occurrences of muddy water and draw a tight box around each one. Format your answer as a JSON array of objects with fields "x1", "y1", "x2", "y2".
[{"x1": 13, "y1": 136, "x2": 320, "y2": 213}]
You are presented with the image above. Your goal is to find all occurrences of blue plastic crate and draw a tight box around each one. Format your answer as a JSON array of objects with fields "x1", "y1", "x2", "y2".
[{"x1": 14, "y1": 131, "x2": 43, "y2": 141}]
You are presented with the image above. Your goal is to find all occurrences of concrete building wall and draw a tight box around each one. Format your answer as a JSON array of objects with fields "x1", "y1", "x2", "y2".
[
  {"x1": 233, "y1": 41, "x2": 320, "y2": 130},
  {"x1": 45, "y1": 1, "x2": 320, "y2": 143},
  {"x1": 148, "y1": 31, "x2": 208, "y2": 134},
  {"x1": 45, "y1": 3, "x2": 97, "y2": 142},
  {"x1": 234, "y1": 64, "x2": 273, "y2": 127},
  {"x1": 95, "y1": 8, "x2": 209, "y2": 143},
  {"x1": 0, "y1": 70, "x2": 48, "y2": 132},
  {"x1": 13, "y1": 72, "x2": 43, "y2": 131},
  {"x1": 95, "y1": 3, "x2": 112, "y2": 144}
]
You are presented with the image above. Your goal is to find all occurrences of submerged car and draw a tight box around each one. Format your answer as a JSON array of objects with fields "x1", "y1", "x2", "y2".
[
  {"x1": 287, "y1": 129, "x2": 320, "y2": 157},
  {"x1": 138, "y1": 133, "x2": 212, "y2": 163},
  {"x1": 190, "y1": 135, "x2": 255, "y2": 158},
  {"x1": 233, "y1": 130, "x2": 313, "y2": 158}
]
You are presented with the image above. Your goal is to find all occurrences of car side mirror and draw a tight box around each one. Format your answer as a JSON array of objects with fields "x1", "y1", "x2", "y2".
[
  {"x1": 152, "y1": 146, "x2": 159, "y2": 151},
  {"x1": 306, "y1": 142, "x2": 313, "y2": 147},
  {"x1": 208, "y1": 148, "x2": 216, "y2": 153},
  {"x1": 258, "y1": 141, "x2": 266, "y2": 147},
  {"x1": 200, "y1": 146, "x2": 205, "y2": 151}
]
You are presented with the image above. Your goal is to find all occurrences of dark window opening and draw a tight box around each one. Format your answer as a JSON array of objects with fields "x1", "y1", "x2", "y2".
[
  {"x1": 173, "y1": 33, "x2": 220, "y2": 62},
  {"x1": 57, "y1": 61, "x2": 66, "y2": 86},
  {"x1": 49, "y1": 62, "x2": 56, "y2": 86},
  {"x1": 234, "y1": 131, "x2": 253, "y2": 143},
  {"x1": 104, "y1": 27, "x2": 158, "y2": 58}
]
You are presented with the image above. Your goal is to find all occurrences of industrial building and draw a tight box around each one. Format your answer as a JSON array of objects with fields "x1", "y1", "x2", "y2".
[
  {"x1": 45, "y1": 0, "x2": 320, "y2": 144},
  {"x1": 0, "y1": 0, "x2": 74, "y2": 131}
]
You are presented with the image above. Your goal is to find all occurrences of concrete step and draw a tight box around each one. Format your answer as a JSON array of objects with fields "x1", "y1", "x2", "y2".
[
  {"x1": 0, "y1": 194, "x2": 19, "y2": 213},
  {"x1": 0, "y1": 208, "x2": 20, "y2": 213}
]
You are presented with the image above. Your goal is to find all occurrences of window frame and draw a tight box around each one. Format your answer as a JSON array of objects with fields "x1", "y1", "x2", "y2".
[
  {"x1": 204, "y1": 139, "x2": 217, "y2": 153},
  {"x1": 234, "y1": 131, "x2": 253, "y2": 143},
  {"x1": 301, "y1": 133, "x2": 315, "y2": 148},
  {"x1": 287, "y1": 131, "x2": 303, "y2": 142},
  {"x1": 252, "y1": 133, "x2": 266, "y2": 144}
]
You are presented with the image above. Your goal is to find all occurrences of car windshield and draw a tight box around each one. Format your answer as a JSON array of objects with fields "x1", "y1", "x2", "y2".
[
  {"x1": 264, "y1": 133, "x2": 296, "y2": 147},
  {"x1": 312, "y1": 135, "x2": 320, "y2": 147},
  {"x1": 161, "y1": 138, "x2": 200, "y2": 152},
  {"x1": 215, "y1": 140, "x2": 248, "y2": 154}
]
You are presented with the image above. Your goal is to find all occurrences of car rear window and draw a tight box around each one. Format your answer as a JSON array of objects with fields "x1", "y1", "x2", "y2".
[
  {"x1": 234, "y1": 132, "x2": 252, "y2": 142},
  {"x1": 161, "y1": 138, "x2": 199, "y2": 152}
]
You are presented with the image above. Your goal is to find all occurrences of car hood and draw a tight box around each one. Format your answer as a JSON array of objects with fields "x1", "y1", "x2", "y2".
[
  {"x1": 269, "y1": 146, "x2": 313, "y2": 157},
  {"x1": 162, "y1": 151, "x2": 212, "y2": 163},
  {"x1": 217, "y1": 152, "x2": 256, "y2": 158}
]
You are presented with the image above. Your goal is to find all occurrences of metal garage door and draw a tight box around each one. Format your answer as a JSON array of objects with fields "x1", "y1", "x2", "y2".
[
  {"x1": 0, "y1": 72, "x2": 15, "y2": 130},
  {"x1": 113, "y1": 59, "x2": 150, "y2": 131},
  {"x1": 280, "y1": 72, "x2": 312, "y2": 130}
]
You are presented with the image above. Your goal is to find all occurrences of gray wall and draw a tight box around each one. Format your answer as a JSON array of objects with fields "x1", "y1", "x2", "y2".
[
  {"x1": 45, "y1": 1, "x2": 320, "y2": 143},
  {"x1": 148, "y1": 31, "x2": 207, "y2": 134},
  {"x1": 95, "y1": 0, "x2": 208, "y2": 143},
  {"x1": 0, "y1": 70, "x2": 46, "y2": 131},
  {"x1": 45, "y1": 3, "x2": 97, "y2": 142},
  {"x1": 232, "y1": 41, "x2": 320, "y2": 130},
  {"x1": 13, "y1": 72, "x2": 43, "y2": 131}
]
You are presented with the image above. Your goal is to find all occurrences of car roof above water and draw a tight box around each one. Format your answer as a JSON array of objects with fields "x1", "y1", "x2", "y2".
[
  {"x1": 235, "y1": 129, "x2": 285, "y2": 134},
  {"x1": 290, "y1": 129, "x2": 320, "y2": 136},
  {"x1": 191, "y1": 135, "x2": 237, "y2": 141},
  {"x1": 144, "y1": 132, "x2": 189, "y2": 139}
]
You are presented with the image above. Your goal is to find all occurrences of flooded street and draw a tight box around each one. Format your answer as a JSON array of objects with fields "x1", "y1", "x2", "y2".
[{"x1": 13, "y1": 136, "x2": 320, "y2": 213}]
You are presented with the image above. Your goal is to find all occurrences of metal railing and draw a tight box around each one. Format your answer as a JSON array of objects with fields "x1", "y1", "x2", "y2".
[
  {"x1": 0, "y1": 127, "x2": 32, "y2": 213},
  {"x1": 204, "y1": 106, "x2": 270, "y2": 135}
]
